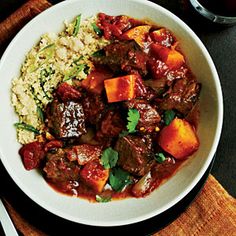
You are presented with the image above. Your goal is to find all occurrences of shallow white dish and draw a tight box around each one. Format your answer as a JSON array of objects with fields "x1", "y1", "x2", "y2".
[{"x1": 0, "y1": 0, "x2": 223, "y2": 227}]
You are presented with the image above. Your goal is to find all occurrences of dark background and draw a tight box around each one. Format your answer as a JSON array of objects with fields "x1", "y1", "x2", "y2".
[{"x1": 0, "y1": 0, "x2": 235, "y2": 234}]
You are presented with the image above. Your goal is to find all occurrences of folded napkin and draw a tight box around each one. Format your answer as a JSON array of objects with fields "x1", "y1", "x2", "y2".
[
  {"x1": 1, "y1": 1, "x2": 236, "y2": 235},
  {"x1": 155, "y1": 175, "x2": 236, "y2": 236}
]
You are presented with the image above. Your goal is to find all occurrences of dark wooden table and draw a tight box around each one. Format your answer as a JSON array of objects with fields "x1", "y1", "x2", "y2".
[{"x1": 0, "y1": 0, "x2": 235, "y2": 235}]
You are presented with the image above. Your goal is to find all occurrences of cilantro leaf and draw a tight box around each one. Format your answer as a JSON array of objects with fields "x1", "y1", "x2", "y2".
[
  {"x1": 109, "y1": 168, "x2": 132, "y2": 192},
  {"x1": 126, "y1": 108, "x2": 140, "y2": 133},
  {"x1": 155, "y1": 153, "x2": 166, "y2": 163},
  {"x1": 101, "y1": 147, "x2": 119, "y2": 169},
  {"x1": 95, "y1": 195, "x2": 111, "y2": 203},
  {"x1": 164, "y1": 110, "x2": 175, "y2": 126}
]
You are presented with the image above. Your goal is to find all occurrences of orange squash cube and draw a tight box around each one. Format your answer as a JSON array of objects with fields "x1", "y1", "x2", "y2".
[
  {"x1": 158, "y1": 118, "x2": 199, "y2": 159},
  {"x1": 104, "y1": 74, "x2": 139, "y2": 103},
  {"x1": 80, "y1": 160, "x2": 109, "y2": 193},
  {"x1": 122, "y1": 25, "x2": 151, "y2": 47},
  {"x1": 150, "y1": 43, "x2": 185, "y2": 70}
]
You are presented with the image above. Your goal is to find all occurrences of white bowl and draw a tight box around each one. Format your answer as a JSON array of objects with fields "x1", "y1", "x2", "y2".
[{"x1": 0, "y1": 0, "x2": 223, "y2": 226}]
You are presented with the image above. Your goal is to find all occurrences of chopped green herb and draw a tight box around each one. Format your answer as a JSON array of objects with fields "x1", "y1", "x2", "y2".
[
  {"x1": 91, "y1": 22, "x2": 102, "y2": 36},
  {"x1": 37, "y1": 106, "x2": 44, "y2": 122},
  {"x1": 73, "y1": 14, "x2": 81, "y2": 36},
  {"x1": 40, "y1": 67, "x2": 55, "y2": 80},
  {"x1": 155, "y1": 153, "x2": 166, "y2": 163},
  {"x1": 91, "y1": 49, "x2": 105, "y2": 57},
  {"x1": 14, "y1": 123, "x2": 40, "y2": 135},
  {"x1": 73, "y1": 55, "x2": 84, "y2": 65},
  {"x1": 101, "y1": 147, "x2": 119, "y2": 169},
  {"x1": 63, "y1": 63, "x2": 88, "y2": 81},
  {"x1": 30, "y1": 85, "x2": 41, "y2": 104},
  {"x1": 40, "y1": 67, "x2": 55, "y2": 85},
  {"x1": 127, "y1": 108, "x2": 140, "y2": 133},
  {"x1": 164, "y1": 110, "x2": 175, "y2": 126},
  {"x1": 39, "y1": 75, "x2": 51, "y2": 100},
  {"x1": 39, "y1": 43, "x2": 55, "y2": 52},
  {"x1": 29, "y1": 45, "x2": 55, "y2": 73},
  {"x1": 109, "y1": 168, "x2": 132, "y2": 192},
  {"x1": 95, "y1": 195, "x2": 112, "y2": 203}
]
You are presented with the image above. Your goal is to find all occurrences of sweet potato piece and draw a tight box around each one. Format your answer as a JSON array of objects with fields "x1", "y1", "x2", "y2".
[
  {"x1": 158, "y1": 118, "x2": 199, "y2": 159},
  {"x1": 80, "y1": 160, "x2": 109, "y2": 193},
  {"x1": 122, "y1": 25, "x2": 151, "y2": 47},
  {"x1": 150, "y1": 43, "x2": 185, "y2": 70},
  {"x1": 81, "y1": 66, "x2": 113, "y2": 94},
  {"x1": 104, "y1": 74, "x2": 139, "y2": 103}
]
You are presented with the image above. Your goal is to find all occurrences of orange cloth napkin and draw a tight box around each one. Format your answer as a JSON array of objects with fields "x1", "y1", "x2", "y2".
[
  {"x1": 1, "y1": 1, "x2": 236, "y2": 235},
  {"x1": 155, "y1": 175, "x2": 236, "y2": 235}
]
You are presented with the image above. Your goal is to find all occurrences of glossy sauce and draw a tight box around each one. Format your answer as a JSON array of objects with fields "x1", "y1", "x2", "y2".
[{"x1": 48, "y1": 158, "x2": 184, "y2": 202}]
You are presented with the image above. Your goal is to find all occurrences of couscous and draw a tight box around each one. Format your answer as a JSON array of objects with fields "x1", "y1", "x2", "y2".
[{"x1": 11, "y1": 15, "x2": 109, "y2": 144}]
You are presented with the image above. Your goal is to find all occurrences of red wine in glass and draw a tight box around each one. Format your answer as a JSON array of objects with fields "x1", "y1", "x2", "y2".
[
  {"x1": 198, "y1": 0, "x2": 236, "y2": 16},
  {"x1": 190, "y1": 0, "x2": 236, "y2": 24}
]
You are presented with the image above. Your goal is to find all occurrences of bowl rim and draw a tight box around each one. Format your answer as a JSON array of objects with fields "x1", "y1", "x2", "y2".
[{"x1": 0, "y1": 0, "x2": 223, "y2": 226}]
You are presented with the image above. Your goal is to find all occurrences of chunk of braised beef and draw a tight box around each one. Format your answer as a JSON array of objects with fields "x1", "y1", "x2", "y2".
[
  {"x1": 46, "y1": 100, "x2": 86, "y2": 139},
  {"x1": 78, "y1": 128, "x2": 100, "y2": 146},
  {"x1": 56, "y1": 82, "x2": 82, "y2": 102},
  {"x1": 115, "y1": 135, "x2": 154, "y2": 176},
  {"x1": 134, "y1": 74, "x2": 148, "y2": 98},
  {"x1": 132, "y1": 157, "x2": 177, "y2": 197},
  {"x1": 44, "y1": 140, "x2": 63, "y2": 153},
  {"x1": 19, "y1": 141, "x2": 45, "y2": 170},
  {"x1": 144, "y1": 79, "x2": 166, "y2": 96},
  {"x1": 125, "y1": 99, "x2": 161, "y2": 133},
  {"x1": 82, "y1": 93, "x2": 106, "y2": 125},
  {"x1": 66, "y1": 144, "x2": 102, "y2": 165},
  {"x1": 142, "y1": 86, "x2": 160, "y2": 101},
  {"x1": 158, "y1": 78, "x2": 201, "y2": 115},
  {"x1": 97, "y1": 13, "x2": 144, "y2": 40},
  {"x1": 81, "y1": 65, "x2": 113, "y2": 94},
  {"x1": 96, "y1": 110, "x2": 125, "y2": 138},
  {"x1": 44, "y1": 148, "x2": 80, "y2": 183},
  {"x1": 96, "y1": 41, "x2": 149, "y2": 76},
  {"x1": 166, "y1": 66, "x2": 188, "y2": 84},
  {"x1": 147, "y1": 58, "x2": 169, "y2": 80},
  {"x1": 147, "y1": 58, "x2": 187, "y2": 85},
  {"x1": 121, "y1": 50, "x2": 149, "y2": 76}
]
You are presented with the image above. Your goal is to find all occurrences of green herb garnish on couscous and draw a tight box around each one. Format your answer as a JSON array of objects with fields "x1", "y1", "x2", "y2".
[{"x1": 11, "y1": 15, "x2": 109, "y2": 144}]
